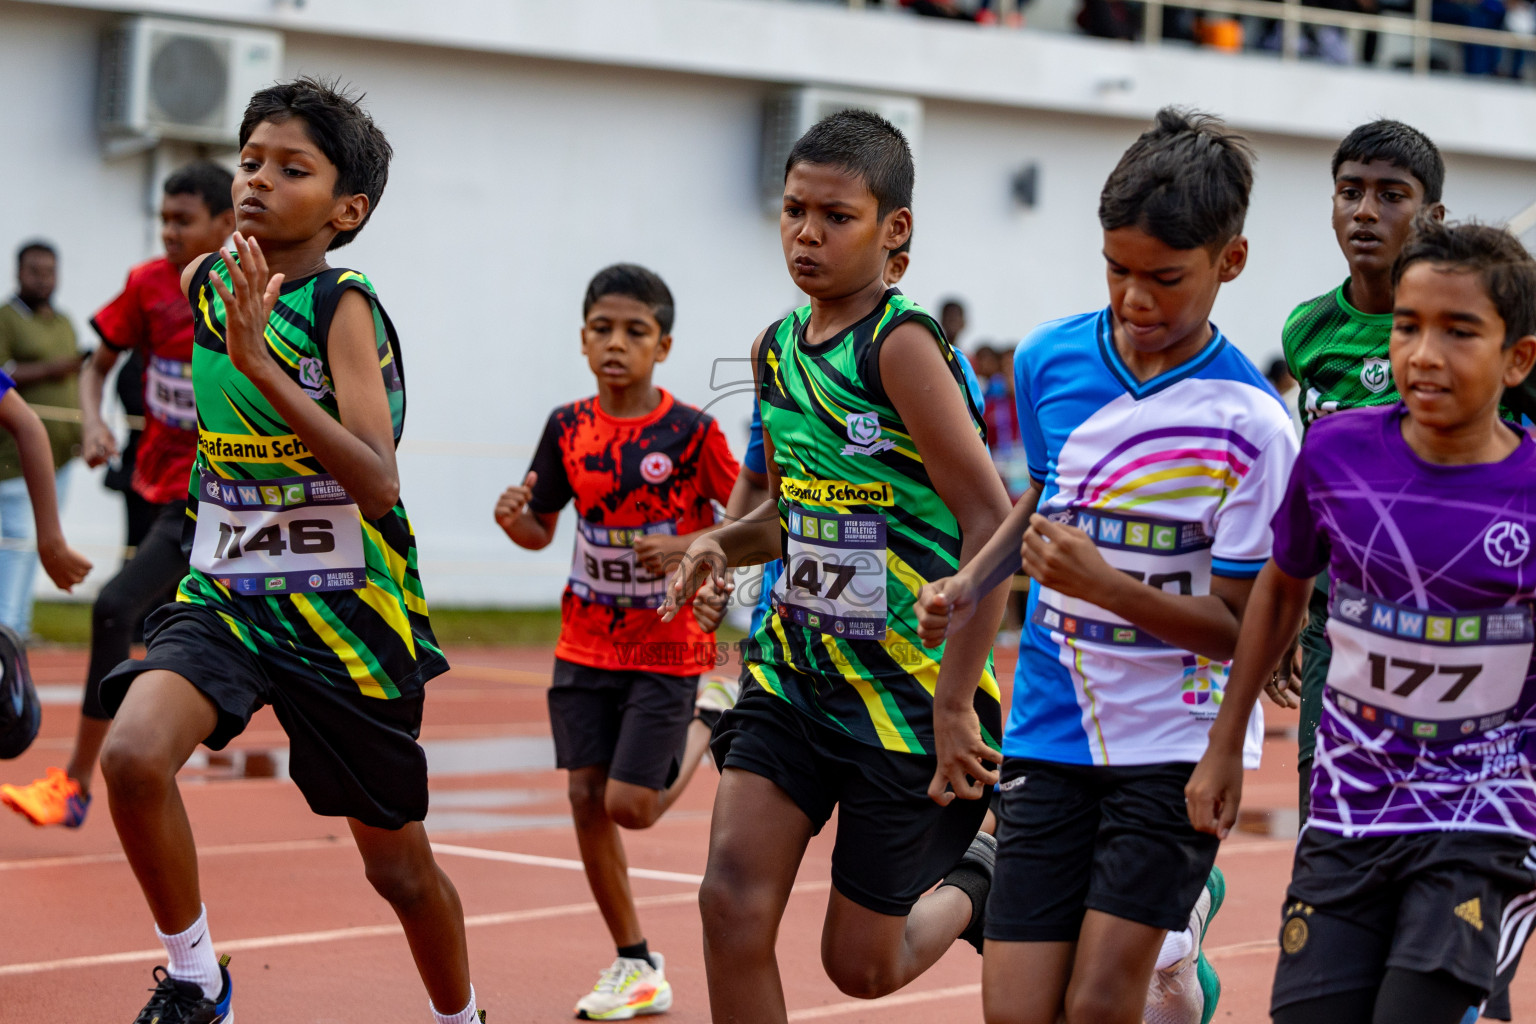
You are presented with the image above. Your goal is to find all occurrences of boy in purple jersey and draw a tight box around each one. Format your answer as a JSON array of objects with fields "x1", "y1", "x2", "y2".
[{"x1": 1187, "y1": 220, "x2": 1536, "y2": 1024}]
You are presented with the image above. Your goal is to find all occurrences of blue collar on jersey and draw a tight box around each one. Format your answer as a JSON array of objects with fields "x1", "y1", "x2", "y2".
[{"x1": 1095, "y1": 308, "x2": 1228, "y2": 400}]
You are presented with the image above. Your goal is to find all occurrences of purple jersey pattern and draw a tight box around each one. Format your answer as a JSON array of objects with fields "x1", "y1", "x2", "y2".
[{"x1": 1272, "y1": 405, "x2": 1536, "y2": 837}]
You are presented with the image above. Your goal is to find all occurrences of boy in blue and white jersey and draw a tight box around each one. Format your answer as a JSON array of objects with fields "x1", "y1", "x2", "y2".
[{"x1": 917, "y1": 109, "x2": 1298, "y2": 1024}]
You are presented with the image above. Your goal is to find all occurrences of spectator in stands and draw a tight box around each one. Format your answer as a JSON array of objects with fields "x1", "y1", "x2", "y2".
[
  {"x1": 1266, "y1": 355, "x2": 1305, "y2": 437},
  {"x1": 0, "y1": 241, "x2": 81, "y2": 638},
  {"x1": 1432, "y1": 0, "x2": 1508, "y2": 73},
  {"x1": 939, "y1": 296, "x2": 968, "y2": 349}
]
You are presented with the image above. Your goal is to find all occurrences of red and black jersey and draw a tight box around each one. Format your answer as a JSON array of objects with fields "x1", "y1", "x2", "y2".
[
  {"x1": 90, "y1": 257, "x2": 198, "y2": 505},
  {"x1": 528, "y1": 390, "x2": 740, "y2": 675}
]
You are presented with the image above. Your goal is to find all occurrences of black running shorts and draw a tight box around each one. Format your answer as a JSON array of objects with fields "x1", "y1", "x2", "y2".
[
  {"x1": 711, "y1": 681, "x2": 988, "y2": 917},
  {"x1": 99, "y1": 602, "x2": 429, "y2": 830},
  {"x1": 547, "y1": 657, "x2": 697, "y2": 791},
  {"x1": 1271, "y1": 828, "x2": 1536, "y2": 1014},
  {"x1": 986, "y1": 757, "x2": 1219, "y2": 942}
]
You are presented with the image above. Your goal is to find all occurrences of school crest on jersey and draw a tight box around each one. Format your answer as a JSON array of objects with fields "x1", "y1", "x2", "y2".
[
  {"x1": 842, "y1": 411, "x2": 895, "y2": 456},
  {"x1": 1360, "y1": 357, "x2": 1391, "y2": 395},
  {"x1": 640, "y1": 451, "x2": 673, "y2": 484}
]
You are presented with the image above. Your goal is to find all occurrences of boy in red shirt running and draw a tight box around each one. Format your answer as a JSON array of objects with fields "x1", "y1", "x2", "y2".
[
  {"x1": 495, "y1": 264, "x2": 739, "y2": 1019},
  {"x1": 1, "y1": 161, "x2": 234, "y2": 827}
]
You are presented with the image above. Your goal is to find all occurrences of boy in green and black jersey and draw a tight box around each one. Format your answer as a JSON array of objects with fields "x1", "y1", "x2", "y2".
[
  {"x1": 663, "y1": 110, "x2": 1012, "y2": 1024},
  {"x1": 97, "y1": 79, "x2": 484, "y2": 1024}
]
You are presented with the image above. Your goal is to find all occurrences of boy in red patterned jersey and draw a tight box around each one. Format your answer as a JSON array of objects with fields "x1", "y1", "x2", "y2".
[
  {"x1": 1, "y1": 161, "x2": 233, "y2": 828},
  {"x1": 495, "y1": 263, "x2": 739, "y2": 1020}
]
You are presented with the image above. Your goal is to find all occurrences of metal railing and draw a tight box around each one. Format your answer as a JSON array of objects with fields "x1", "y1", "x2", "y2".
[{"x1": 839, "y1": 0, "x2": 1536, "y2": 74}]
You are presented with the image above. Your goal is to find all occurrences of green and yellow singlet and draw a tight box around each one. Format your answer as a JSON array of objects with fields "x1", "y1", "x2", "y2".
[
  {"x1": 177, "y1": 255, "x2": 445, "y2": 698},
  {"x1": 748, "y1": 289, "x2": 1002, "y2": 755}
]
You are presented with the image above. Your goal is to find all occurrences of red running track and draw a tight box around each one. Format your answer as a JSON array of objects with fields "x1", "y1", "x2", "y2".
[{"x1": 1, "y1": 644, "x2": 1531, "y2": 1022}]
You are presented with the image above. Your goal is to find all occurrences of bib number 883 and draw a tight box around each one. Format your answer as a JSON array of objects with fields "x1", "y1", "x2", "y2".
[
  {"x1": 582, "y1": 553, "x2": 663, "y2": 585},
  {"x1": 213, "y1": 519, "x2": 336, "y2": 560}
]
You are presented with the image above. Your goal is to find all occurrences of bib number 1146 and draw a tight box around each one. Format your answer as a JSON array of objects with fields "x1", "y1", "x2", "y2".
[{"x1": 212, "y1": 520, "x2": 336, "y2": 560}]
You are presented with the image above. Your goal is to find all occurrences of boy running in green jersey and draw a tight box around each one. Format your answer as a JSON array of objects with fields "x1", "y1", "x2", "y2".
[
  {"x1": 662, "y1": 109, "x2": 1012, "y2": 1024},
  {"x1": 97, "y1": 79, "x2": 483, "y2": 1024},
  {"x1": 1282, "y1": 121, "x2": 1446, "y2": 819}
]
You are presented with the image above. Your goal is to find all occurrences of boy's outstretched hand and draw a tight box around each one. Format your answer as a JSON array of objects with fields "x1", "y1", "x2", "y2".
[
  {"x1": 206, "y1": 233, "x2": 284, "y2": 380},
  {"x1": 494, "y1": 472, "x2": 537, "y2": 532},
  {"x1": 915, "y1": 575, "x2": 980, "y2": 648},
  {"x1": 692, "y1": 575, "x2": 735, "y2": 632},
  {"x1": 1019, "y1": 513, "x2": 1115, "y2": 600},
  {"x1": 659, "y1": 537, "x2": 728, "y2": 623},
  {"x1": 38, "y1": 535, "x2": 90, "y2": 592},
  {"x1": 1185, "y1": 747, "x2": 1244, "y2": 839},
  {"x1": 928, "y1": 703, "x2": 1001, "y2": 807}
]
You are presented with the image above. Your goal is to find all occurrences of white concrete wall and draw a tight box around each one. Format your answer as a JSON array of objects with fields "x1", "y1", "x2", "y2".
[{"x1": 2, "y1": 0, "x2": 1535, "y2": 607}]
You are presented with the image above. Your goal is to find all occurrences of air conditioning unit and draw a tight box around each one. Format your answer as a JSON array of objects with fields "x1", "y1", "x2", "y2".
[
  {"x1": 760, "y1": 87, "x2": 923, "y2": 216},
  {"x1": 99, "y1": 17, "x2": 284, "y2": 146}
]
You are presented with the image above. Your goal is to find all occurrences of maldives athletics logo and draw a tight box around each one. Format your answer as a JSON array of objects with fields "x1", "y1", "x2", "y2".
[{"x1": 640, "y1": 452, "x2": 673, "y2": 484}]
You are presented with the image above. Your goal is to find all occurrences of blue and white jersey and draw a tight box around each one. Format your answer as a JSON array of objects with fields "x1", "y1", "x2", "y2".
[{"x1": 1008, "y1": 309, "x2": 1299, "y2": 767}]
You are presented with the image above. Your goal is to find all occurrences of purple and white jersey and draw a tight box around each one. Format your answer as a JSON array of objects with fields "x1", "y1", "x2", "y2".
[{"x1": 1272, "y1": 404, "x2": 1536, "y2": 838}]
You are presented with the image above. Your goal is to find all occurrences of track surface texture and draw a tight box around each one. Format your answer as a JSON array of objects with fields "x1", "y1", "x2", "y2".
[{"x1": 2, "y1": 644, "x2": 1531, "y2": 1022}]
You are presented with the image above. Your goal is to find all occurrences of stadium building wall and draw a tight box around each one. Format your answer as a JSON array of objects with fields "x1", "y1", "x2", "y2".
[{"x1": 2, "y1": 0, "x2": 1535, "y2": 606}]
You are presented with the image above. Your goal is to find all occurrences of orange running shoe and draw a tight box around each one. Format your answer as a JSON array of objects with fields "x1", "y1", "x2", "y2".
[{"x1": 1, "y1": 766, "x2": 90, "y2": 827}]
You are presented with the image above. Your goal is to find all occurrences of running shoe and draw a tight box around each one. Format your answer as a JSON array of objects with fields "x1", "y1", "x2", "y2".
[
  {"x1": 693, "y1": 676, "x2": 740, "y2": 732},
  {"x1": 1144, "y1": 865, "x2": 1225, "y2": 1024},
  {"x1": 574, "y1": 951, "x2": 673, "y2": 1020},
  {"x1": 1, "y1": 766, "x2": 89, "y2": 827},
  {"x1": 132, "y1": 956, "x2": 232, "y2": 1023}
]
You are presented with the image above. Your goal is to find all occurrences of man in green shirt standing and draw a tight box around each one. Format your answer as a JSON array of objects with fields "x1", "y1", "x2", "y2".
[{"x1": 0, "y1": 241, "x2": 82, "y2": 638}]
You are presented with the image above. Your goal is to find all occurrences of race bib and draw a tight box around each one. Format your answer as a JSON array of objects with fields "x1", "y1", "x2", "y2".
[
  {"x1": 146, "y1": 357, "x2": 197, "y2": 431},
  {"x1": 1326, "y1": 581, "x2": 1534, "y2": 738},
  {"x1": 191, "y1": 468, "x2": 367, "y2": 594},
  {"x1": 774, "y1": 503, "x2": 887, "y2": 639},
  {"x1": 1032, "y1": 508, "x2": 1212, "y2": 647},
  {"x1": 569, "y1": 520, "x2": 673, "y2": 609}
]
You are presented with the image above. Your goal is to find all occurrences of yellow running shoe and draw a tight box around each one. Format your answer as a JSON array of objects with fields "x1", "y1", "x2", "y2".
[{"x1": 1, "y1": 766, "x2": 90, "y2": 827}]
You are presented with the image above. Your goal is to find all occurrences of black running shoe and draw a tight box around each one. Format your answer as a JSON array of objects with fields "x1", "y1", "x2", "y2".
[
  {"x1": 132, "y1": 958, "x2": 232, "y2": 1023},
  {"x1": 944, "y1": 831, "x2": 997, "y2": 954}
]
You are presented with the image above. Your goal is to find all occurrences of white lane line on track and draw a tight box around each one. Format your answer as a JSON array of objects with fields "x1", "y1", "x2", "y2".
[
  {"x1": 788, "y1": 983, "x2": 981, "y2": 1020},
  {"x1": 0, "y1": 890, "x2": 702, "y2": 977},
  {"x1": 429, "y1": 842, "x2": 706, "y2": 884},
  {"x1": 0, "y1": 837, "x2": 347, "y2": 873},
  {"x1": 782, "y1": 937, "x2": 1279, "y2": 1020}
]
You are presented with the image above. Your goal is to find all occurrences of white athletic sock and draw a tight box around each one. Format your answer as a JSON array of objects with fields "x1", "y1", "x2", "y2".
[
  {"x1": 1155, "y1": 926, "x2": 1194, "y2": 970},
  {"x1": 430, "y1": 985, "x2": 478, "y2": 1024},
  {"x1": 156, "y1": 904, "x2": 223, "y2": 1000}
]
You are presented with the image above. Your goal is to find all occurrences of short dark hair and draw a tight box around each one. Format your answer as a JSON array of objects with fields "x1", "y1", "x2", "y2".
[
  {"x1": 785, "y1": 108, "x2": 914, "y2": 219},
  {"x1": 16, "y1": 240, "x2": 55, "y2": 268},
  {"x1": 940, "y1": 298, "x2": 965, "y2": 316},
  {"x1": 163, "y1": 160, "x2": 234, "y2": 216},
  {"x1": 1332, "y1": 120, "x2": 1444, "y2": 205},
  {"x1": 239, "y1": 76, "x2": 392, "y2": 250},
  {"x1": 583, "y1": 264, "x2": 675, "y2": 335},
  {"x1": 1099, "y1": 107, "x2": 1255, "y2": 252},
  {"x1": 1393, "y1": 219, "x2": 1536, "y2": 348}
]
